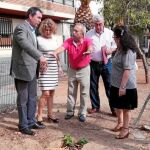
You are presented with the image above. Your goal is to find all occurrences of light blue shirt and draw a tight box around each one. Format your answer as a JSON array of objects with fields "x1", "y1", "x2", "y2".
[{"x1": 25, "y1": 20, "x2": 37, "y2": 43}]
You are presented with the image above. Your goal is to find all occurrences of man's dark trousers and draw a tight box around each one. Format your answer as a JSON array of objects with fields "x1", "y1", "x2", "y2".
[
  {"x1": 90, "y1": 59, "x2": 114, "y2": 113},
  {"x1": 15, "y1": 77, "x2": 37, "y2": 130}
]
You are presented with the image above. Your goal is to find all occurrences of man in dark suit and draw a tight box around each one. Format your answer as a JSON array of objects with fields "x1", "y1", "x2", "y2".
[{"x1": 10, "y1": 7, "x2": 47, "y2": 135}]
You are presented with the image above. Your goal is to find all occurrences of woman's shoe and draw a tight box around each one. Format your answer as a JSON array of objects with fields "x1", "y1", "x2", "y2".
[
  {"x1": 36, "y1": 116, "x2": 46, "y2": 128},
  {"x1": 115, "y1": 127, "x2": 130, "y2": 139},
  {"x1": 48, "y1": 116, "x2": 59, "y2": 123},
  {"x1": 111, "y1": 122, "x2": 123, "y2": 132},
  {"x1": 37, "y1": 121, "x2": 45, "y2": 127},
  {"x1": 36, "y1": 115, "x2": 43, "y2": 123}
]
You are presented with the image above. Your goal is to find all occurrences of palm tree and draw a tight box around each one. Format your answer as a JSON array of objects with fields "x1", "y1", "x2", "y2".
[{"x1": 74, "y1": 0, "x2": 93, "y2": 31}]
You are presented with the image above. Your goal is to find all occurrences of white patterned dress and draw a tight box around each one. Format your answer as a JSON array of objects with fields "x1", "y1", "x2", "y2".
[{"x1": 37, "y1": 35, "x2": 59, "y2": 90}]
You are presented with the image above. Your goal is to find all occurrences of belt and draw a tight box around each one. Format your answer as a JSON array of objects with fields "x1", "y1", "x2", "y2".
[
  {"x1": 91, "y1": 58, "x2": 112, "y2": 65},
  {"x1": 70, "y1": 65, "x2": 89, "y2": 70},
  {"x1": 91, "y1": 60, "x2": 104, "y2": 65}
]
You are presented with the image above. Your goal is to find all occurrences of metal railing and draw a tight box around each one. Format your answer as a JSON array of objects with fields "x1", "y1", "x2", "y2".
[
  {"x1": 0, "y1": 17, "x2": 17, "y2": 112},
  {"x1": 0, "y1": 17, "x2": 13, "y2": 49},
  {"x1": 0, "y1": 57, "x2": 16, "y2": 113}
]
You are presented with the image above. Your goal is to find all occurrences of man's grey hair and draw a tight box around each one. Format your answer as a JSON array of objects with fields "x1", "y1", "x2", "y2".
[
  {"x1": 93, "y1": 14, "x2": 104, "y2": 22},
  {"x1": 75, "y1": 23, "x2": 86, "y2": 36}
]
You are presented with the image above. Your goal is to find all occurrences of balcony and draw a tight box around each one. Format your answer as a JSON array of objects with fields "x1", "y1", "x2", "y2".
[
  {"x1": 47, "y1": 0, "x2": 74, "y2": 6},
  {"x1": 0, "y1": 0, "x2": 75, "y2": 20}
]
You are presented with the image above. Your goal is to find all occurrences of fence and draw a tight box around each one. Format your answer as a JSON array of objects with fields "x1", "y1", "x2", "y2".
[
  {"x1": 0, "y1": 56, "x2": 16, "y2": 113},
  {"x1": 0, "y1": 17, "x2": 15, "y2": 112}
]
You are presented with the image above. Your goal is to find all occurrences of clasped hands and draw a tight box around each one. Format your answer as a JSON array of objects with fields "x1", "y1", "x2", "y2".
[
  {"x1": 39, "y1": 56, "x2": 47, "y2": 73},
  {"x1": 39, "y1": 51, "x2": 60, "y2": 73}
]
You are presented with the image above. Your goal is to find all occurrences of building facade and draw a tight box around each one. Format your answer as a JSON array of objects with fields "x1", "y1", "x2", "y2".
[
  {"x1": 0, "y1": 0, "x2": 75, "y2": 69},
  {"x1": 0, "y1": 0, "x2": 75, "y2": 112}
]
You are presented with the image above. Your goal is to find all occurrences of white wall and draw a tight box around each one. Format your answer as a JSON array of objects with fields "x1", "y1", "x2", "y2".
[
  {"x1": 63, "y1": 23, "x2": 71, "y2": 38},
  {"x1": 12, "y1": 18, "x2": 24, "y2": 31},
  {"x1": 58, "y1": 23, "x2": 72, "y2": 70}
]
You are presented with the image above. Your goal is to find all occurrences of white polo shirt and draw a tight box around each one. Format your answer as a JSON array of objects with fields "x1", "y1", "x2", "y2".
[{"x1": 86, "y1": 27, "x2": 116, "y2": 61}]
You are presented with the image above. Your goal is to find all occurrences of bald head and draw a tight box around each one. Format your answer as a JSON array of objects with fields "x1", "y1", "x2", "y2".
[
  {"x1": 73, "y1": 23, "x2": 86, "y2": 41},
  {"x1": 74, "y1": 23, "x2": 86, "y2": 36}
]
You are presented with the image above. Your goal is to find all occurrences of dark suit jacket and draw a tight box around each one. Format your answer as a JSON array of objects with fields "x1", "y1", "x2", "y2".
[{"x1": 10, "y1": 21, "x2": 42, "y2": 81}]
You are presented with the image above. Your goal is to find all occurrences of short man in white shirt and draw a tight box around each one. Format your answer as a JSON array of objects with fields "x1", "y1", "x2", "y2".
[{"x1": 86, "y1": 14, "x2": 117, "y2": 116}]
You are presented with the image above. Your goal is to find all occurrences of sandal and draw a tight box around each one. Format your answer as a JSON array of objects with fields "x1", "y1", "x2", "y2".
[
  {"x1": 48, "y1": 116, "x2": 59, "y2": 123},
  {"x1": 37, "y1": 121, "x2": 45, "y2": 126},
  {"x1": 115, "y1": 127, "x2": 130, "y2": 139},
  {"x1": 36, "y1": 115, "x2": 43, "y2": 122},
  {"x1": 111, "y1": 122, "x2": 123, "y2": 132}
]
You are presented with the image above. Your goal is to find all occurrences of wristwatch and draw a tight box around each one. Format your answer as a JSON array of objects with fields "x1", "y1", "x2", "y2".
[{"x1": 121, "y1": 85, "x2": 126, "y2": 89}]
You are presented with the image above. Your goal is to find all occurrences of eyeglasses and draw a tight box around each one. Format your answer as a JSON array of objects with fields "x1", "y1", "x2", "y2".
[
  {"x1": 73, "y1": 29, "x2": 80, "y2": 33},
  {"x1": 113, "y1": 36, "x2": 118, "y2": 38}
]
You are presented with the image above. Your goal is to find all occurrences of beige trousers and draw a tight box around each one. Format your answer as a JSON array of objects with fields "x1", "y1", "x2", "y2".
[{"x1": 66, "y1": 65, "x2": 90, "y2": 117}]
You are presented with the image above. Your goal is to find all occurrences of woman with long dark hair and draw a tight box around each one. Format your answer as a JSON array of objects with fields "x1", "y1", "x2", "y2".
[{"x1": 110, "y1": 26, "x2": 138, "y2": 139}]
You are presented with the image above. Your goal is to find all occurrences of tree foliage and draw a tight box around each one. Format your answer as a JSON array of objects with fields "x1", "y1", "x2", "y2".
[
  {"x1": 102, "y1": 0, "x2": 150, "y2": 34},
  {"x1": 100, "y1": 0, "x2": 150, "y2": 83}
]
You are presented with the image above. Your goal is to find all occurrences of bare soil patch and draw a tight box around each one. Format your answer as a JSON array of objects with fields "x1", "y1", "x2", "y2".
[{"x1": 0, "y1": 59, "x2": 150, "y2": 150}]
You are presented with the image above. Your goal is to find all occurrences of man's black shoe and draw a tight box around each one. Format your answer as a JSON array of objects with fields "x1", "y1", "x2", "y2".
[
  {"x1": 65, "y1": 114, "x2": 74, "y2": 120},
  {"x1": 29, "y1": 122, "x2": 46, "y2": 129},
  {"x1": 20, "y1": 128, "x2": 35, "y2": 136}
]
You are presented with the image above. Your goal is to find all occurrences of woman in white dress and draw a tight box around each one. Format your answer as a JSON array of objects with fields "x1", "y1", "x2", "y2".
[{"x1": 37, "y1": 18, "x2": 62, "y2": 125}]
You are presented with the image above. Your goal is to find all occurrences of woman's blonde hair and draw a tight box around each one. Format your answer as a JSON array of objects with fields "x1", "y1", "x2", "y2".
[{"x1": 38, "y1": 18, "x2": 57, "y2": 35}]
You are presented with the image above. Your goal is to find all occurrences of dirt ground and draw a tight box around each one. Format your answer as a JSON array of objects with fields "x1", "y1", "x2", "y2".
[{"x1": 0, "y1": 59, "x2": 150, "y2": 150}]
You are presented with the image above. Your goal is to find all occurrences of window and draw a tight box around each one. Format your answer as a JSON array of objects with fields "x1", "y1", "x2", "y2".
[
  {"x1": 47, "y1": 0, "x2": 74, "y2": 6},
  {"x1": 65, "y1": 0, "x2": 74, "y2": 6},
  {"x1": 0, "y1": 17, "x2": 13, "y2": 48},
  {"x1": 47, "y1": 0, "x2": 63, "y2": 4}
]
